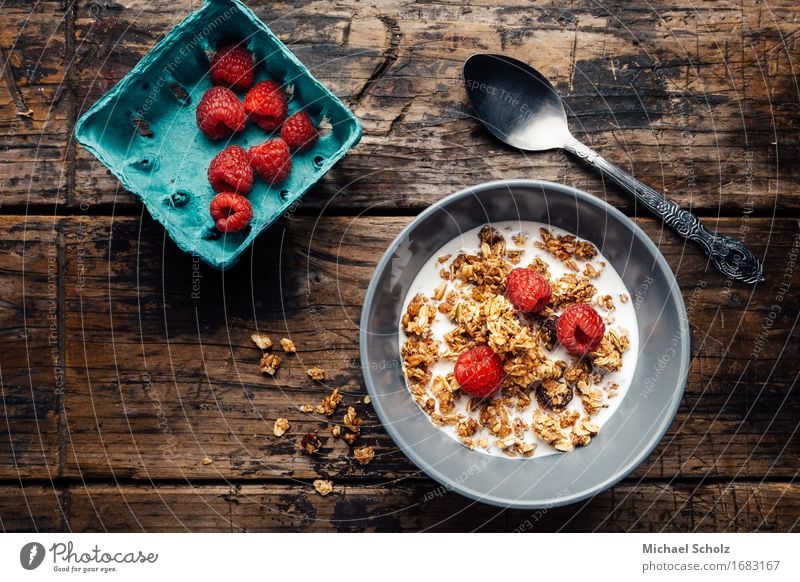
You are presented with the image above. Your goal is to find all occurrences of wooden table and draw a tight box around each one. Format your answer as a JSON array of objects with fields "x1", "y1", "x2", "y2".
[{"x1": 1, "y1": 0, "x2": 798, "y2": 532}]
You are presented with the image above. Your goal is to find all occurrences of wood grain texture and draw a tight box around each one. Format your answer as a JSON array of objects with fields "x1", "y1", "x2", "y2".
[
  {"x1": 0, "y1": 484, "x2": 65, "y2": 532},
  {"x1": 0, "y1": 0, "x2": 798, "y2": 533},
  {"x1": 0, "y1": 1, "x2": 72, "y2": 209},
  {"x1": 1, "y1": 482, "x2": 796, "y2": 532},
  {"x1": 0, "y1": 218, "x2": 62, "y2": 480},
  {"x1": 2, "y1": 214, "x2": 792, "y2": 483},
  {"x1": 1, "y1": 0, "x2": 796, "y2": 213}
]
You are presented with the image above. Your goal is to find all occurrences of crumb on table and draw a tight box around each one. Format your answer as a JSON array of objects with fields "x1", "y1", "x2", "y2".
[
  {"x1": 316, "y1": 388, "x2": 341, "y2": 416},
  {"x1": 313, "y1": 479, "x2": 333, "y2": 496},
  {"x1": 273, "y1": 418, "x2": 290, "y2": 437},
  {"x1": 354, "y1": 445, "x2": 375, "y2": 465},
  {"x1": 260, "y1": 353, "x2": 281, "y2": 375},
  {"x1": 251, "y1": 333, "x2": 272, "y2": 350}
]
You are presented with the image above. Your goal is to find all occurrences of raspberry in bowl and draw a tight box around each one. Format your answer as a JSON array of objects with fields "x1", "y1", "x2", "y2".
[{"x1": 361, "y1": 180, "x2": 689, "y2": 509}]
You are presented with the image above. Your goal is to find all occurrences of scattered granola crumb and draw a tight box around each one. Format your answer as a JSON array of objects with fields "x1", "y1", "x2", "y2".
[
  {"x1": 259, "y1": 353, "x2": 281, "y2": 375},
  {"x1": 313, "y1": 479, "x2": 333, "y2": 496},
  {"x1": 619, "y1": 293, "x2": 629, "y2": 304},
  {"x1": 251, "y1": 333, "x2": 272, "y2": 350},
  {"x1": 298, "y1": 404, "x2": 314, "y2": 413},
  {"x1": 437, "y1": 254, "x2": 452, "y2": 264},
  {"x1": 343, "y1": 406, "x2": 362, "y2": 433},
  {"x1": 330, "y1": 424, "x2": 342, "y2": 438},
  {"x1": 299, "y1": 433, "x2": 321, "y2": 454},
  {"x1": 362, "y1": 395, "x2": 371, "y2": 405},
  {"x1": 307, "y1": 367, "x2": 325, "y2": 381},
  {"x1": 342, "y1": 431, "x2": 359, "y2": 445},
  {"x1": 511, "y1": 232, "x2": 528, "y2": 247},
  {"x1": 279, "y1": 338, "x2": 296, "y2": 353},
  {"x1": 201, "y1": 457, "x2": 213, "y2": 465},
  {"x1": 353, "y1": 445, "x2": 375, "y2": 465},
  {"x1": 273, "y1": 418, "x2": 290, "y2": 437},
  {"x1": 316, "y1": 388, "x2": 341, "y2": 416}
]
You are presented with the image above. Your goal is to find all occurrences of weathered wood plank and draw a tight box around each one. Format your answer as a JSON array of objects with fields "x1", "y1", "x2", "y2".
[
  {"x1": 0, "y1": 484, "x2": 65, "y2": 532},
  {"x1": 51, "y1": 215, "x2": 799, "y2": 481},
  {"x1": 0, "y1": 219, "x2": 62, "y2": 479},
  {"x1": 4, "y1": 481, "x2": 788, "y2": 532},
  {"x1": 0, "y1": 1, "x2": 71, "y2": 208},
  {"x1": 69, "y1": 0, "x2": 798, "y2": 213}
]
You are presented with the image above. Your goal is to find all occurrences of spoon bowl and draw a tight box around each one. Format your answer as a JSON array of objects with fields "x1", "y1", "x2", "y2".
[
  {"x1": 462, "y1": 53, "x2": 764, "y2": 284},
  {"x1": 464, "y1": 53, "x2": 569, "y2": 151}
]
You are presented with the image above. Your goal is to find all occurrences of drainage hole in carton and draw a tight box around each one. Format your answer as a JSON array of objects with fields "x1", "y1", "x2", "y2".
[
  {"x1": 202, "y1": 227, "x2": 221, "y2": 240},
  {"x1": 166, "y1": 191, "x2": 190, "y2": 208},
  {"x1": 279, "y1": 189, "x2": 290, "y2": 200},
  {"x1": 129, "y1": 156, "x2": 158, "y2": 172},
  {"x1": 313, "y1": 155, "x2": 324, "y2": 168},
  {"x1": 131, "y1": 115, "x2": 154, "y2": 138},
  {"x1": 170, "y1": 82, "x2": 191, "y2": 105}
]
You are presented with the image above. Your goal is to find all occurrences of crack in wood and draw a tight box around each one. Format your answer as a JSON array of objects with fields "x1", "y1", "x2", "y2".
[
  {"x1": 0, "y1": 47, "x2": 33, "y2": 118},
  {"x1": 58, "y1": 487, "x2": 71, "y2": 531},
  {"x1": 55, "y1": 222, "x2": 68, "y2": 479},
  {"x1": 350, "y1": 15, "x2": 402, "y2": 106},
  {"x1": 386, "y1": 100, "x2": 412, "y2": 136},
  {"x1": 63, "y1": 0, "x2": 78, "y2": 208}
]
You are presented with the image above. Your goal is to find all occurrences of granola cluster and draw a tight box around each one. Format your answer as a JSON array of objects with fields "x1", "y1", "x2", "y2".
[
  {"x1": 401, "y1": 225, "x2": 631, "y2": 457},
  {"x1": 250, "y1": 334, "x2": 376, "y2": 500}
]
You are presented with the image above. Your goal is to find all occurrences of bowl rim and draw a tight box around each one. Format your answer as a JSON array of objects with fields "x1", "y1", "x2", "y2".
[{"x1": 359, "y1": 179, "x2": 690, "y2": 509}]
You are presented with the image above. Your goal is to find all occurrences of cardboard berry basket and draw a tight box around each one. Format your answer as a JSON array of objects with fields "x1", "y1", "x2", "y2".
[{"x1": 75, "y1": 0, "x2": 362, "y2": 270}]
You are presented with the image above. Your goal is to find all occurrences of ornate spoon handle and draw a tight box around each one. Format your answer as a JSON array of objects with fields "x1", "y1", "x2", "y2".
[{"x1": 563, "y1": 137, "x2": 764, "y2": 284}]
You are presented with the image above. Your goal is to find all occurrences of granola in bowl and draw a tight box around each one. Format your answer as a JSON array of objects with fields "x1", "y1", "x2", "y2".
[{"x1": 399, "y1": 221, "x2": 638, "y2": 458}]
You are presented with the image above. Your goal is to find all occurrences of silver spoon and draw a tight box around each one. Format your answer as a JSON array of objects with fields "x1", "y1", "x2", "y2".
[{"x1": 463, "y1": 53, "x2": 764, "y2": 284}]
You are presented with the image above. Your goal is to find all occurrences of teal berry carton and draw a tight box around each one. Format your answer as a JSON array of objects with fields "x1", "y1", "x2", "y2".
[{"x1": 75, "y1": 0, "x2": 362, "y2": 270}]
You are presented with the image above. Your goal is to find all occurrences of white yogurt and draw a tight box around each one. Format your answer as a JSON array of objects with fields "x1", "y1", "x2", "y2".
[{"x1": 399, "y1": 221, "x2": 640, "y2": 458}]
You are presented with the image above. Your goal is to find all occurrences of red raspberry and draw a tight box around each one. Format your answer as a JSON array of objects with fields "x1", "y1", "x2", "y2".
[
  {"x1": 209, "y1": 192, "x2": 253, "y2": 233},
  {"x1": 556, "y1": 304, "x2": 606, "y2": 355},
  {"x1": 244, "y1": 81, "x2": 287, "y2": 131},
  {"x1": 280, "y1": 111, "x2": 319, "y2": 150},
  {"x1": 208, "y1": 145, "x2": 253, "y2": 195},
  {"x1": 196, "y1": 86, "x2": 247, "y2": 140},
  {"x1": 248, "y1": 138, "x2": 292, "y2": 184},
  {"x1": 210, "y1": 44, "x2": 254, "y2": 92},
  {"x1": 454, "y1": 345, "x2": 504, "y2": 398},
  {"x1": 505, "y1": 267, "x2": 552, "y2": 313}
]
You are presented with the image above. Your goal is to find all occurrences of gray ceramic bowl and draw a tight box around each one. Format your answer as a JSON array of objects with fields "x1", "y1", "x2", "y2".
[{"x1": 360, "y1": 180, "x2": 689, "y2": 509}]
